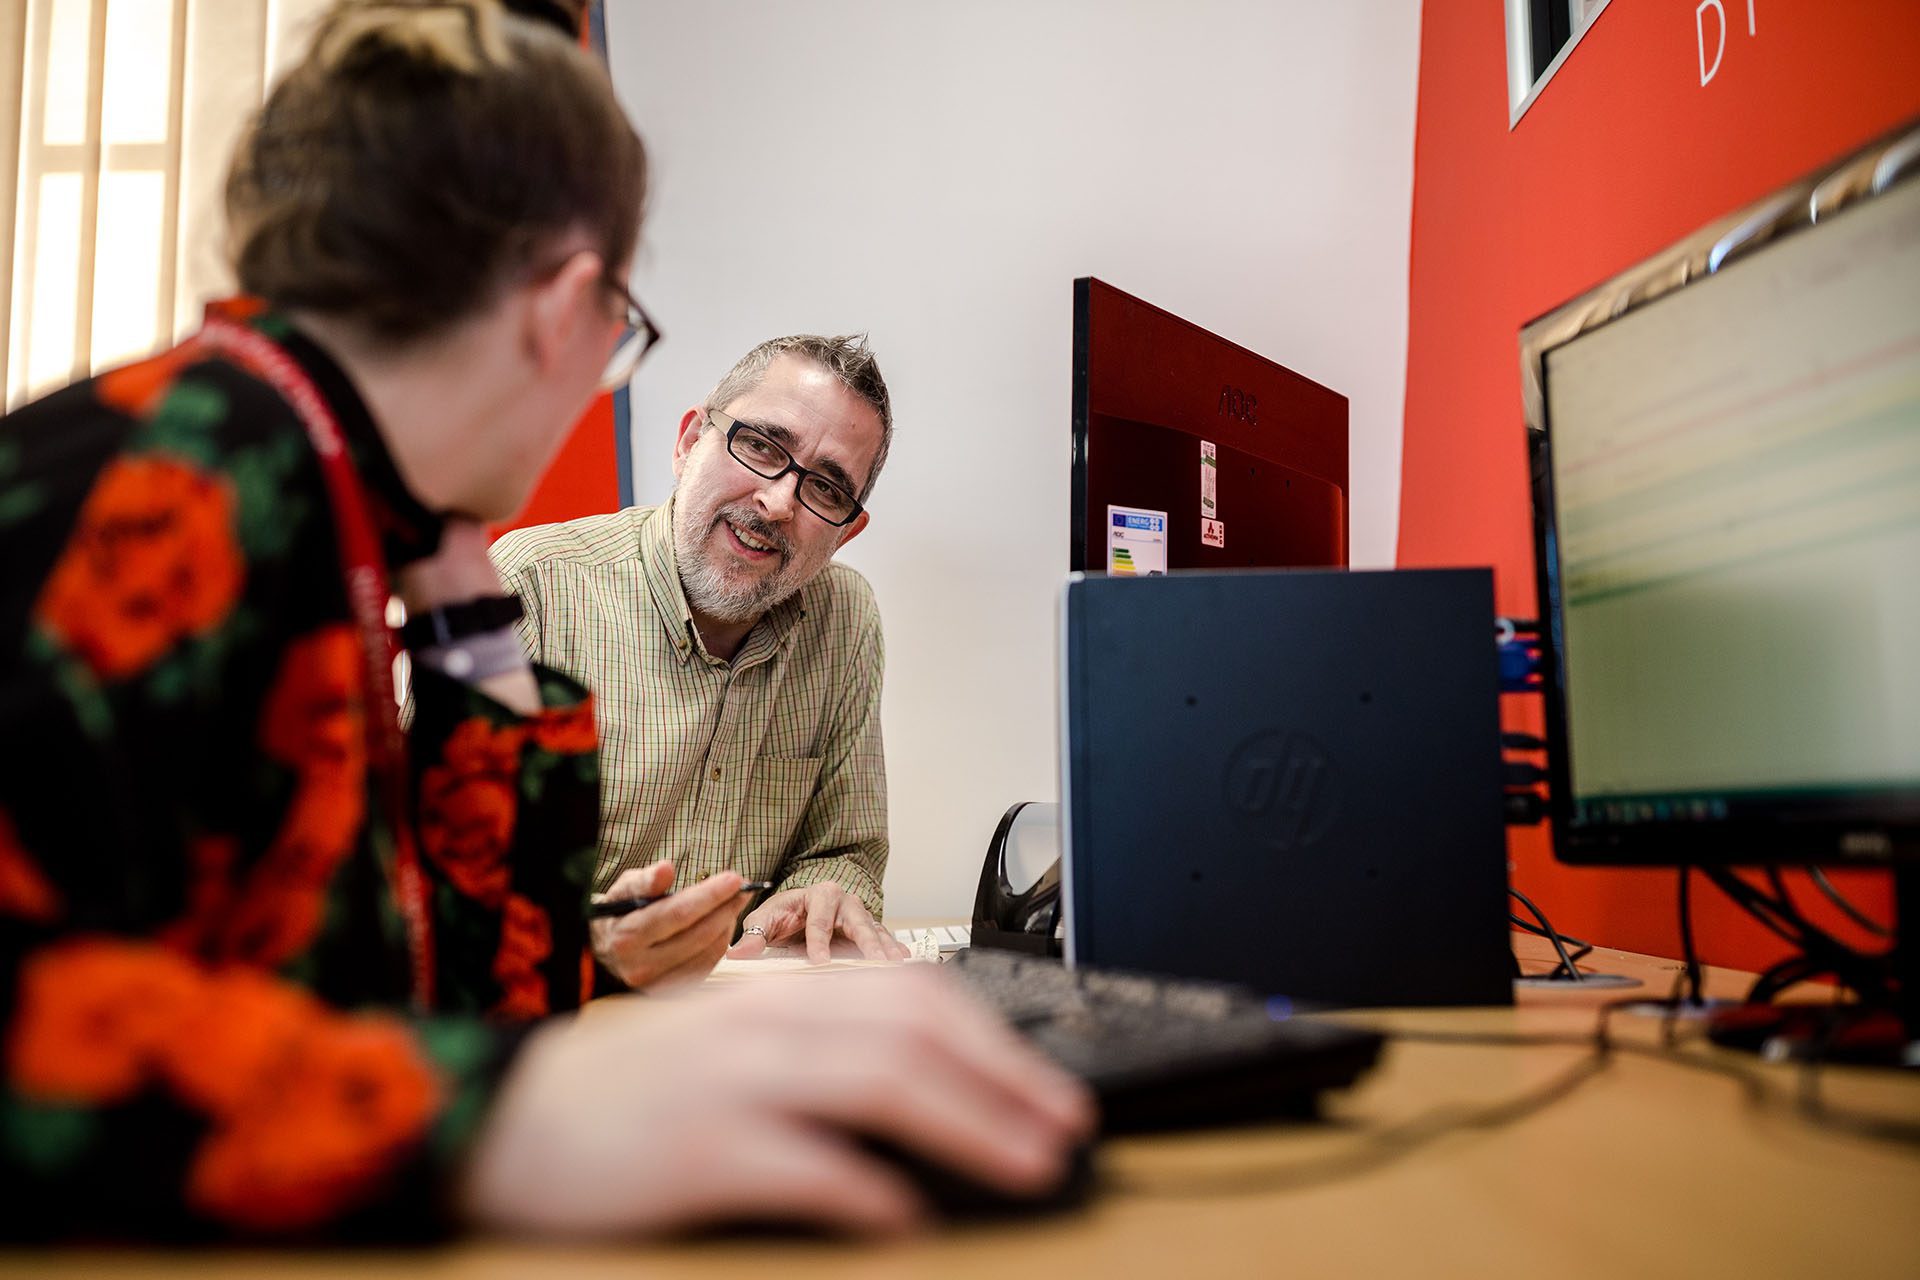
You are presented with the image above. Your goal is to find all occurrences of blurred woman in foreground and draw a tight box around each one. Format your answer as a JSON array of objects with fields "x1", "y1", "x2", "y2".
[{"x1": 0, "y1": 0, "x2": 1087, "y2": 1241}]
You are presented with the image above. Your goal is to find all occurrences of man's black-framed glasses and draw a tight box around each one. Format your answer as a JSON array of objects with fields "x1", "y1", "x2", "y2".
[
  {"x1": 599, "y1": 273, "x2": 661, "y2": 391},
  {"x1": 708, "y1": 408, "x2": 864, "y2": 526}
]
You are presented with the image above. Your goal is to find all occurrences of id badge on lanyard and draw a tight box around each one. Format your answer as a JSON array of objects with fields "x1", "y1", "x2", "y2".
[{"x1": 196, "y1": 307, "x2": 437, "y2": 1010}]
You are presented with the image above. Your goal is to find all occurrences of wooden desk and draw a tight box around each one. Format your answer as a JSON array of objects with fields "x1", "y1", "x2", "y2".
[{"x1": 7, "y1": 936, "x2": 1918, "y2": 1279}]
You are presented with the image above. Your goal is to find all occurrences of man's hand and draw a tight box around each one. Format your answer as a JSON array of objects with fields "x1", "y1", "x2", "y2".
[
  {"x1": 460, "y1": 966, "x2": 1096, "y2": 1237},
  {"x1": 727, "y1": 881, "x2": 910, "y2": 964},
  {"x1": 591, "y1": 860, "x2": 755, "y2": 990}
]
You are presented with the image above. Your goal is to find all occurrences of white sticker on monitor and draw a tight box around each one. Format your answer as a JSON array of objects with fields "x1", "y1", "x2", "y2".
[
  {"x1": 1201, "y1": 517, "x2": 1226, "y2": 548},
  {"x1": 1107, "y1": 505, "x2": 1168, "y2": 576},
  {"x1": 1201, "y1": 440, "x2": 1218, "y2": 516}
]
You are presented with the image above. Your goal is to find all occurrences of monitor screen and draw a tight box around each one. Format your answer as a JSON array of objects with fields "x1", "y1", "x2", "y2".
[
  {"x1": 1527, "y1": 138, "x2": 1920, "y2": 866},
  {"x1": 1070, "y1": 279, "x2": 1348, "y2": 574}
]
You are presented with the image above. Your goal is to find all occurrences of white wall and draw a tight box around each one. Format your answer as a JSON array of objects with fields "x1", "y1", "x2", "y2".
[{"x1": 604, "y1": 0, "x2": 1422, "y2": 917}]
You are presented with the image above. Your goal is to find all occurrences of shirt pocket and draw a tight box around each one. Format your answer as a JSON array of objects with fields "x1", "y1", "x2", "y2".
[{"x1": 747, "y1": 756, "x2": 824, "y2": 860}]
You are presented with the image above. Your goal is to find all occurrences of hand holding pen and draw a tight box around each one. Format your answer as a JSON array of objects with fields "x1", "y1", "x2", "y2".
[
  {"x1": 586, "y1": 861, "x2": 769, "y2": 992},
  {"x1": 590, "y1": 879, "x2": 774, "y2": 918}
]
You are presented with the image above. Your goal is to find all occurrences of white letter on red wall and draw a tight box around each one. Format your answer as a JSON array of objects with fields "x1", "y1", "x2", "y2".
[{"x1": 1697, "y1": 0, "x2": 1727, "y2": 86}]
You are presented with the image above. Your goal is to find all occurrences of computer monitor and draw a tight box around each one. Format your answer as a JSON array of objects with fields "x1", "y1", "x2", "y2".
[
  {"x1": 1070, "y1": 279, "x2": 1348, "y2": 574},
  {"x1": 1523, "y1": 119, "x2": 1920, "y2": 872}
]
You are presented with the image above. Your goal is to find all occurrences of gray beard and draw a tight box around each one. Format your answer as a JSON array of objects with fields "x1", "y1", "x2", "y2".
[{"x1": 675, "y1": 508, "x2": 799, "y2": 624}]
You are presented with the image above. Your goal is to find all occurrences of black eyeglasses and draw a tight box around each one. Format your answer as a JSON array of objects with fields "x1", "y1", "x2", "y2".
[
  {"x1": 708, "y1": 408, "x2": 865, "y2": 526},
  {"x1": 599, "y1": 273, "x2": 662, "y2": 391}
]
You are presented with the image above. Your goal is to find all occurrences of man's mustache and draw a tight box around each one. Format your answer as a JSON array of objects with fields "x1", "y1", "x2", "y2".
[{"x1": 714, "y1": 505, "x2": 792, "y2": 559}]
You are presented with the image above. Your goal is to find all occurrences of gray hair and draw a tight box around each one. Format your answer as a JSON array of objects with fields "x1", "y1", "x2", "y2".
[{"x1": 703, "y1": 334, "x2": 893, "y2": 502}]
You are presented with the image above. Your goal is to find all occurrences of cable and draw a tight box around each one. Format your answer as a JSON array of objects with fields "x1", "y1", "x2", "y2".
[
  {"x1": 1125, "y1": 857, "x2": 1901, "y2": 1200},
  {"x1": 1110, "y1": 1039, "x2": 1615, "y2": 1199},
  {"x1": 1763, "y1": 870, "x2": 1894, "y2": 980},
  {"x1": 1509, "y1": 886, "x2": 1581, "y2": 981},
  {"x1": 1700, "y1": 867, "x2": 1895, "y2": 1010},
  {"x1": 1503, "y1": 791, "x2": 1546, "y2": 826},
  {"x1": 1115, "y1": 997, "x2": 1918, "y2": 1200},
  {"x1": 1510, "y1": 915, "x2": 1593, "y2": 961},
  {"x1": 1759, "y1": 867, "x2": 1866, "y2": 989},
  {"x1": 1701, "y1": 867, "x2": 1819, "y2": 949},
  {"x1": 1766, "y1": 865, "x2": 1801, "y2": 923},
  {"x1": 1502, "y1": 761, "x2": 1548, "y2": 787},
  {"x1": 1748, "y1": 954, "x2": 1833, "y2": 1006},
  {"x1": 1808, "y1": 866, "x2": 1894, "y2": 939},
  {"x1": 1679, "y1": 866, "x2": 1704, "y2": 1006},
  {"x1": 1509, "y1": 915, "x2": 1592, "y2": 965},
  {"x1": 1731, "y1": 869, "x2": 1853, "y2": 961}
]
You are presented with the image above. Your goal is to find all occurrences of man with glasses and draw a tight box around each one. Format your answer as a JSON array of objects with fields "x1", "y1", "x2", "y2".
[{"x1": 493, "y1": 334, "x2": 911, "y2": 992}]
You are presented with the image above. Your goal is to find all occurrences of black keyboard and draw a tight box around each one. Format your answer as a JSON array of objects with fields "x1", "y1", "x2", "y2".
[{"x1": 946, "y1": 947, "x2": 1385, "y2": 1131}]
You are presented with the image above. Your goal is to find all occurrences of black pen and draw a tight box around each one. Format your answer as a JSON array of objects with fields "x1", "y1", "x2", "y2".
[{"x1": 587, "y1": 879, "x2": 774, "y2": 919}]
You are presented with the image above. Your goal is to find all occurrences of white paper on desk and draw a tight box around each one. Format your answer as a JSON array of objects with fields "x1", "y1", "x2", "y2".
[{"x1": 709, "y1": 937, "x2": 938, "y2": 981}]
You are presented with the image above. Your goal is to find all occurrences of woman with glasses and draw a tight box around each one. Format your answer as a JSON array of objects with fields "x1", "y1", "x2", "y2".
[{"x1": 0, "y1": 0, "x2": 1086, "y2": 1244}]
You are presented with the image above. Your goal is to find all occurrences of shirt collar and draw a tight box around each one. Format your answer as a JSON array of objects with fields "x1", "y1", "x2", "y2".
[{"x1": 638, "y1": 496, "x2": 809, "y2": 668}]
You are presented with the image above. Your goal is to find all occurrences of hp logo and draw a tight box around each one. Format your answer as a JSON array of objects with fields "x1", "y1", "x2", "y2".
[{"x1": 1223, "y1": 731, "x2": 1338, "y2": 851}]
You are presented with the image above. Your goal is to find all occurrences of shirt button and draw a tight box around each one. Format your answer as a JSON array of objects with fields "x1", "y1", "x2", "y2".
[{"x1": 711, "y1": 767, "x2": 721, "y2": 780}]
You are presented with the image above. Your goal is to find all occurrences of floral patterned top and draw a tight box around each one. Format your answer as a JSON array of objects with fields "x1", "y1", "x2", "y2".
[{"x1": 0, "y1": 307, "x2": 601, "y2": 1241}]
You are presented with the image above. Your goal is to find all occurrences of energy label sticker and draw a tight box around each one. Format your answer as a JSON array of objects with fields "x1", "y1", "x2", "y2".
[{"x1": 1107, "y1": 505, "x2": 1168, "y2": 576}]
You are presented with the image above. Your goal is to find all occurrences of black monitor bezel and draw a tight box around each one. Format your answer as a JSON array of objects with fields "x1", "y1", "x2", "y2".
[{"x1": 1521, "y1": 116, "x2": 1920, "y2": 868}]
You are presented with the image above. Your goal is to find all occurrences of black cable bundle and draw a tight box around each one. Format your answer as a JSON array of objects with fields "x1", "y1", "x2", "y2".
[
  {"x1": 1678, "y1": 866, "x2": 1704, "y2": 1006},
  {"x1": 1509, "y1": 886, "x2": 1592, "y2": 981},
  {"x1": 1696, "y1": 866, "x2": 1897, "y2": 1009}
]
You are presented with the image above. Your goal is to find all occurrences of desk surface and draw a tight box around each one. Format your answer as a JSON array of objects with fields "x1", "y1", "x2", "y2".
[{"x1": 7, "y1": 935, "x2": 1918, "y2": 1280}]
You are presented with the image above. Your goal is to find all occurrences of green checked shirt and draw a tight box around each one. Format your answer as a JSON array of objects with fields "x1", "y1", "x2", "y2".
[{"x1": 490, "y1": 499, "x2": 887, "y2": 913}]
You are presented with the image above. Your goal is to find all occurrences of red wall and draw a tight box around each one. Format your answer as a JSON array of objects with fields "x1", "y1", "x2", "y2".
[
  {"x1": 493, "y1": 394, "x2": 621, "y2": 538},
  {"x1": 1398, "y1": 1, "x2": 1919, "y2": 972}
]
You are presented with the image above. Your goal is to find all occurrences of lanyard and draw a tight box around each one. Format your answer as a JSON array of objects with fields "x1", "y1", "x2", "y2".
[{"x1": 196, "y1": 309, "x2": 436, "y2": 1011}]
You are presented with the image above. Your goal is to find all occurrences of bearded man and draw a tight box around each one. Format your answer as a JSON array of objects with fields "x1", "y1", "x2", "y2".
[{"x1": 492, "y1": 334, "x2": 911, "y2": 991}]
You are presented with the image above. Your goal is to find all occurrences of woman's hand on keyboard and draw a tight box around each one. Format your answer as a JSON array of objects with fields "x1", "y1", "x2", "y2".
[{"x1": 458, "y1": 965, "x2": 1095, "y2": 1237}]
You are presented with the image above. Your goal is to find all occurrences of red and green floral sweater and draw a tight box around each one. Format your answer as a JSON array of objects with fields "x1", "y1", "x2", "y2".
[{"x1": 0, "y1": 313, "x2": 601, "y2": 1241}]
